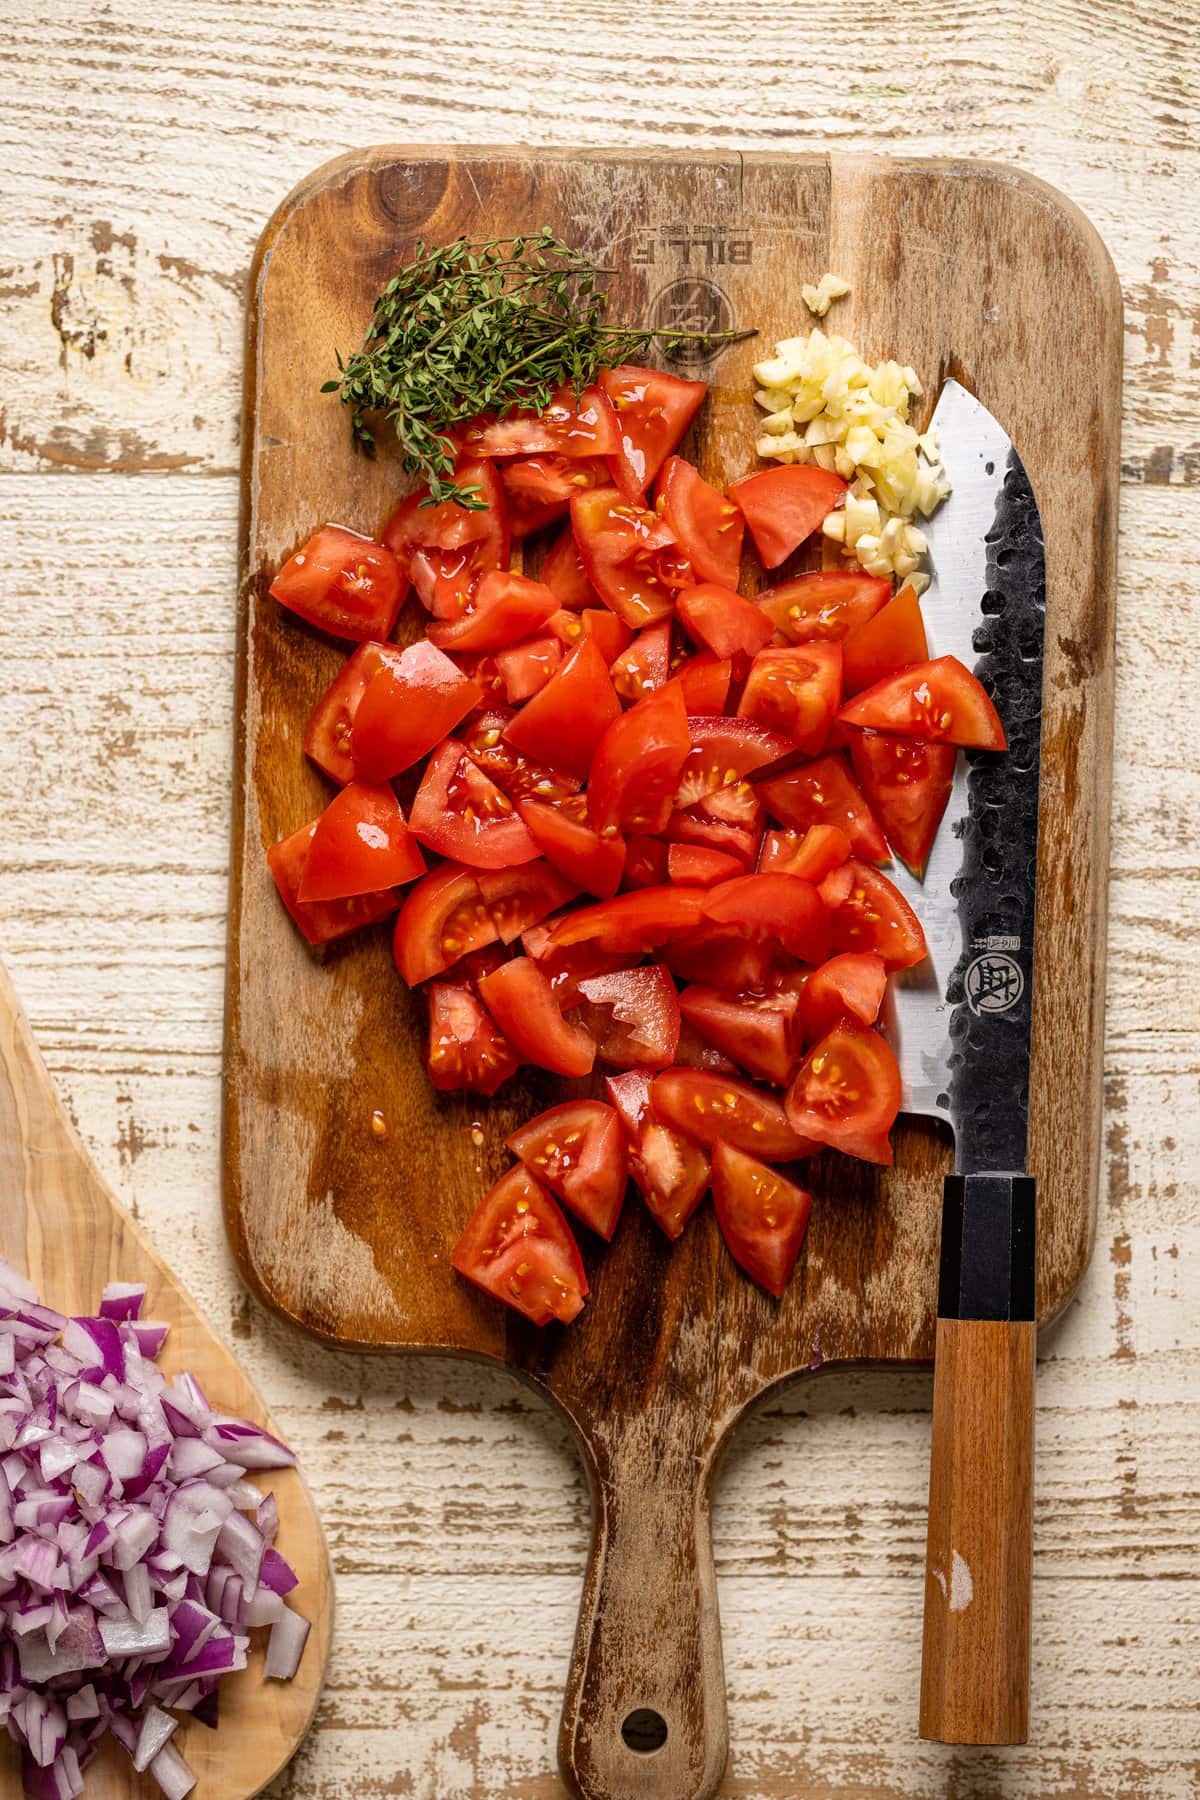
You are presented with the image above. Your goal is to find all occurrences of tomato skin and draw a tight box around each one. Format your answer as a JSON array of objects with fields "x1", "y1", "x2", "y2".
[
  {"x1": 818, "y1": 859, "x2": 928, "y2": 970},
  {"x1": 548, "y1": 884, "x2": 707, "y2": 955},
  {"x1": 517, "y1": 797, "x2": 626, "y2": 899},
  {"x1": 737, "y1": 642, "x2": 843, "y2": 756},
  {"x1": 351, "y1": 640, "x2": 485, "y2": 781},
  {"x1": 655, "y1": 456, "x2": 745, "y2": 587},
  {"x1": 270, "y1": 525, "x2": 406, "y2": 643},
  {"x1": 668, "y1": 654, "x2": 732, "y2": 715},
  {"x1": 588, "y1": 682, "x2": 692, "y2": 837},
  {"x1": 569, "y1": 964, "x2": 681, "y2": 1070},
  {"x1": 665, "y1": 809, "x2": 761, "y2": 873},
  {"x1": 755, "y1": 751, "x2": 889, "y2": 864},
  {"x1": 503, "y1": 637, "x2": 621, "y2": 780},
  {"x1": 465, "y1": 384, "x2": 622, "y2": 459},
  {"x1": 756, "y1": 570, "x2": 892, "y2": 645},
  {"x1": 611, "y1": 621, "x2": 672, "y2": 704},
  {"x1": 451, "y1": 1166, "x2": 588, "y2": 1326},
  {"x1": 478, "y1": 958, "x2": 596, "y2": 1078},
  {"x1": 476, "y1": 860, "x2": 580, "y2": 944},
  {"x1": 838, "y1": 655, "x2": 1008, "y2": 751},
  {"x1": 712, "y1": 1142, "x2": 813, "y2": 1297},
  {"x1": 499, "y1": 453, "x2": 609, "y2": 538},
  {"x1": 667, "y1": 845, "x2": 745, "y2": 886},
  {"x1": 759, "y1": 823, "x2": 852, "y2": 884},
  {"x1": 521, "y1": 920, "x2": 639, "y2": 1000},
  {"x1": 650, "y1": 1068, "x2": 818, "y2": 1162},
  {"x1": 663, "y1": 928, "x2": 779, "y2": 993},
  {"x1": 784, "y1": 1020, "x2": 902, "y2": 1165},
  {"x1": 428, "y1": 571, "x2": 560, "y2": 653},
  {"x1": 409, "y1": 739, "x2": 540, "y2": 870},
  {"x1": 507, "y1": 1101, "x2": 628, "y2": 1240},
  {"x1": 393, "y1": 863, "x2": 500, "y2": 985},
  {"x1": 678, "y1": 984, "x2": 798, "y2": 1085},
  {"x1": 799, "y1": 952, "x2": 888, "y2": 1045},
  {"x1": 841, "y1": 583, "x2": 928, "y2": 694},
  {"x1": 268, "y1": 821, "x2": 400, "y2": 946},
  {"x1": 604, "y1": 1071, "x2": 710, "y2": 1240},
  {"x1": 461, "y1": 710, "x2": 580, "y2": 806},
  {"x1": 570, "y1": 488, "x2": 690, "y2": 629},
  {"x1": 729, "y1": 465, "x2": 849, "y2": 568},
  {"x1": 677, "y1": 583, "x2": 776, "y2": 662},
  {"x1": 298, "y1": 781, "x2": 426, "y2": 902},
  {"x1": 426, "y1": 980, "x2": 520, "y2": 1095},
  {"x1": 548, "y1": 607, "x2": 633, "y2": 666},
  {"x1": 383, "y1": 459, "x2": 509, "y2": 619},
  {"x1": 702, "y1": 872, "x2": 832, "y2": 964},
  {"x1": 304, "y1": 642, "x2": 389, "y2": 785},
  {"x1": 599, "y1": 365, "x2": 708, "y2": 498},
  {"x1": 849, "y1": 732, "x2": 956, "y2": 875},
  {"x1": 490, "y1": 634, "x2": 564, "y2": 703},
  {"x1": 540, "y1": 526, "x2": 599, "y2": 609}
]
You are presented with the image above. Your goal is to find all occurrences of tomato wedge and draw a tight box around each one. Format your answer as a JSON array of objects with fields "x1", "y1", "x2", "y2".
[
  {"x1": 270, "y1": 525, "x2": 406, "y2": 643},
  {"x1": 650, "y1": 1068, "x2": 817, "y2": 1162},
  {"x1": 464, "y1": 383, "x2": 621, "y2": 459},
  {"x1": 451, "y1": 1166, "x2": 588, "y2": 1326},
  {"x1": 461, "y1": 710, "x2": 579, "y2": 806},
  {"x1": 383, "y1": 459, "x2": 509, "y2": 620},
  {"x1": 678, "y1": 984, "x2": 798, "y2": 1085},
  {"x1": 570, "y1": 488, "x2": 690, "y2": 629},
  {"x1": 267, "y1": 820, "x2": 399, "y2": 947},
  {"x1": 675, "y1": 1019, "x2": 740, "y2": 1075},
  {"x1": 785, "y1": 1020, "x2": 901, "y2": 1164},
  {"x1": 677, "y1": 583, "x2": 776, "y2": 662},
  {"x1": 548, "y1": 607, "x2": 633, "y2": 666},
  {"x1": 703, "y1": 873, "x2": 832, "y2": 964},
  {"x1": 799, "y1": 952, "x2": 888, "y2": 1046},
  {"x1": 522, "y1": 920, "x2": 639, "y2": 1000},
  {"x1": 605, "y1": 1071, "x2": 710, "y2": 1240},
  {"x1": 664, "y1": 928, "x2": 779, "y2": 993},
  {"x1": 476, "y1": 860, "x2": 580, "y2": 944},
  {"x1": 507, "y1": 1101, "x2": 628, "y2": 1240},
  {"x1": 549, "y1": 885, "x2": 707, "y2": 955},
  {"x1": 737, "y1": 642, "x2": 843, "y2": 756},
  {"x1": 756, "y1": 570, "x2": 892, "y2": 645},
  {"x1": 427, "y1": 571, "x2": 560, "y2": 653},
  {"x1": 517, "y1": 795, "x2": 627, "y2": 899},
  {"x1": 838, "y1": 655, "x2": 1007, "y2": 750},
  {"x1": 426, "y1": 979, "x2": 520, "y2": 1095},
  {"x1": 758, "y1": 823, "x2": 852, "y2": 884},
  {"x1": 849, "y1": 732, "x2": 956, "y2": 875},
  {"x1": 298, "y1": 781, "x2": 426, "y2": 902},
  {"x1": 841, "y1": 584, "x2": 928, "y2": 694},
  {"x1": 667, "y1": 653, "x2": 732, "y2": 715},
  {"x1": 599, "y1": 365, "x2": 708, "y2": 498},
  {"x1": 409, "y1": 740, "x2": 539, "y2": 869},
  {"x1": 393, "y1": 864, "x2": 500, "y2": 985},
  {"x1": 499, "y1": 453, "x2": 608, "y2": 538},
  {"x1": 729, "y1": 465, "x2": 848, "y2": 568},
  {"x1": 611, "y1": 621, "x2": 671, "y2": 703},
  {"x1": 503, "y1": 637, "x2": 621, "y2": 779},
  {"x1": 568, "y1": 965, "x2": 681, "y2": 1070},
  {"x1": 588, "y1": 682, "x2": 692, "y2": 836},
  {"x1": 350, "y1": 640, "x2": 485, "y2": 781},
  {"x1": 667, "y1": 844, "x2": 745, "y2": 886},
  {"x1": 655, "y1": 456, "x2": 745, "y2": 587},
  {"x1": 755, "y1": 751, "x2": 889, "y2": 863},
  {"x1": 621, "y1": 834, "x2": 669, "y2": 891},
  {"x1": 712, "y1": 1143, "x2": 813, "y2": 1297},
  {"x1": 492, "y1": 635, "x2": 563, "y2": 703},
  {"x1": 478, "y1": 958, "x2": 596, "y2": 1078},
  {"x1": 674, "y1": 717, "x2": 792, "y2": 827},
  {"x1": 818, "y1": 859, "x2": 928, "y2": 970},
  {"x1": 540, "y1": 526, "x2": 600, "y2": 609},
  {"x1": 304, "y1": 642, "x2": 389, "y2": 785}
]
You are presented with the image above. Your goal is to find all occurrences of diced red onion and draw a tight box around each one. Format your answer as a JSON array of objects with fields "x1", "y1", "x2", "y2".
[
  {"x1": 203, "y1": 1420, "x2": 296, "y2": 1471},
  {"x1": 255, "y1": 1491, "x2": 279, "y2": 1545},
  {"x1": 149, "y1": 1739, "x2": 197, "y2": 1800},
  {"x1": 132, "y1": 1702, "x2": 177, "y2": 1773},
  {"x1": 98, "y1": 1610, "x2": 171, "y2": 1658},
  {"x1": 99, "y1": 1284, "x2": 147, "y2": 1324},
  {"x1": 63, "y1": 1686, "x2": 98, "y2": 1724},
  {"x1": 264, "y1": 1606, "x2": 310, "y2": 1681}
]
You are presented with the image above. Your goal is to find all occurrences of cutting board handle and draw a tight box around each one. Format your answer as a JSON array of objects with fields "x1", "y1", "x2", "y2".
[{"x1": 558, "y1": 1415, "x2": 726, "y2": 1800}]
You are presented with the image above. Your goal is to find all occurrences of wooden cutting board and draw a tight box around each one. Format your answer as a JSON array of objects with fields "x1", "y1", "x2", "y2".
[{"x1": 225, "y1": 147, "x2": 1120, "y2": 1800}]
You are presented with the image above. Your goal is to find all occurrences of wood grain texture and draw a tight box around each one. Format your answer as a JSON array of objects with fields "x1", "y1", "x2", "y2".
[
  {"x1": 1, "y1": 3, "x2": 1197, "y2": 1794},
  {"x1": 920, "y1": 1319, "x2": 1036, "y2": 1745},
  {"x1": 0, "y1": 963, "x2": 333, "y2": 1798}
]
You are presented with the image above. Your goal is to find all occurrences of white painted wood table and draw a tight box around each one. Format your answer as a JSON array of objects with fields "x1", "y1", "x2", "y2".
[{"x1": 2, "y1": 4, "x2": 1197, "y2": 1795}]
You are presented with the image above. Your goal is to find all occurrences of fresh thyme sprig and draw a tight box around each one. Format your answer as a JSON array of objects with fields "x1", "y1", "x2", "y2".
[{"x1": 323, "y1": 228, "x2": 753, "y2": 508}]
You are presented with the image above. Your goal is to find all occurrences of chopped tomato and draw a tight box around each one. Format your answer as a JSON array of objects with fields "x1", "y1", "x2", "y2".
[
  {"x1": 540, "y1": 526, "x2": 599, "y2": 609},
  {"x1": 477, "y1": 958, "x2": 596, "y2": 1078},
  {"x1": 665, "y1": 808, "x2": 761, "y2": 873},
  {"x1": 599, "y1": 365, "x2": 707, "y2": 498},
  {"x1": 611, "y1": 621, "x2": 672, "y2": 703},
  {"x1": 604, "y1": 1071, "x2": 710, "y2": 1240},
  {"x1": 756, "y1": 570, "x2": 892, "y2": 645},
  {"x1": 268, "y1": 820, "x2": 399, "y2": 947},
  {"x1": 667, "y1": 653, "x2": 732, "y2": 715},
  {"x1": 841, "y1": 584, "x2": 928, "y2": 695},
  {"x1": 588, "y1": 682, "x2": 692, "y2": 836},
  {"x1": 678, "y1": 984, "x2": 798, "y2": 1085},
  {"x1": 492, "y1": 637, "x2": 563, "y2": 705},
  {"x1": 729, "y1": 465, "x2": 848, "y2": 568},
  {"x1": 621, "y1": 834, "x2": 669, "y2": 890},
  {"x1": 655, "y1": 456, "x2": 745, "y2": 587},
  {"x1": 784, "y1": 1020, "x2": 901, "y2": 1165},
  {"x1": 304, "y1": 642, "x2": 389, "y2": 785},
  {"x1": 499, "y1": 453, "x2": 608, "y2": 538},
  {"x1": 522, "y1": 920, "x2": 639, "y2": 1000},
  {"x1": 507, "y1": 1101, "x2": 628, "y2": 1240},
  {"x1": 666, "y1": 844, "x2": 745, "y2": 886},
  {"x1": 664, "y1": 928, "x2": 778, "y2": 993},
  {"x1": 676, "y1": 583, "x2": 776, "y2": 662},
  {"x1": 818, "y1": 859, "x2": 927, "y2": 970},
  {"x1": 674, "y1": 1018, "x2": 740, "y2": 1075},
  {"x1": 428, "y1": 570, "x2": 560, "y2": 653},
  {"x1": 570, "y1": 487, "x2": 691, "y2": 629},
  {"x1": 838, "y1": 655, "x2": 1007, "y2": 750},
  {"x1": 461, "y1": 710, "x2": 579, "y2": 806},
  {"x1": 476, "y1": 860, "x2": 580, "y2": 944},
  {"x1": 712, "y1": 1143, "x2": 813, "y2": 1297},
  {"x1": 849, "y1": 732, "x2": 956, "y2": 874},
  {"x1": 451, "y1": 1167, "x2": 587, "y2": 1326},
  {"x1": 674, "y1": 717, "x2": 791, "y2": 836},
  {"x1": 799, "y1": 952, "x2": 888, "y2": 1046},
  {"x1": 409, "y1": 740, "x2": 539, "y2": 869},
  {"x1": 503, "y1": 637, "x2": 621, "y2": 779},
  {"x1": 517, "y1": 795, "x2": 626, "y2": 898},
  {"x1": 703, "y1": 872, "x2": 831, "y2": 963},
  {"x1": 759, "y1": 823, "x2": 852, "y2": 884},
  {"x1": 755, "y1": 751, "x2": 889, "y2": 863},
  {"x1": 351, "y1": 640, "x2": 485, "y2": 781},
  {"x1": 393, "y1": 863, "x2": 500, "y2": 985},
  {"x1": 569, "y1": 965, "x2": 681, "y2": 1069},
  {"x1": 270, "y1": 525, "x2": 406, "y2": 643},
  {"x1": 737, "y1": 642, "x2": 843, "y2": 756},
  {"x1": 426, "y1": 980, "x2": 520, "y2": 1095},
  {"x1": 465, "y1": 384, "x2": 621, "y2": 459},
  {"x1": 548, "y1": 607, "x2": 633, "y2": 665},
  {"x1": 548, "y1": 884, "x2": 706, "y2": 955},
  {"x1": 298, "y1": 781, "x2": 426, "y2": 902},
  {"x1": 383, "y1": 459, "x2": 509, "y2": 620},
  {"x1": 650, "y1": 1068, "x2": 817, "y2": 1162}
]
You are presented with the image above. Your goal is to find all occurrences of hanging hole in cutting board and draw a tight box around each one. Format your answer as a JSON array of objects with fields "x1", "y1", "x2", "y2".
[{"x1": 621, "y1": 1708, "x2": 669, "y2": 1754}]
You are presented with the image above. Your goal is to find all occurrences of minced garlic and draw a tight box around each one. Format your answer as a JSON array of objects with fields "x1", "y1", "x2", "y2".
[
  {"x1": 752, "y1": 327, "x2": 950, "y2": 592},
  {"x1": 800, "y1": 272, "x2": 850, "y2": 318}
]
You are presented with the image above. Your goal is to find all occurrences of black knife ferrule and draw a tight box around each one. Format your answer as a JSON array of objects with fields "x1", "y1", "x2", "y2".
[{"x1": 937, "y1": 1172, "x2": 1036, "y2": 1322}]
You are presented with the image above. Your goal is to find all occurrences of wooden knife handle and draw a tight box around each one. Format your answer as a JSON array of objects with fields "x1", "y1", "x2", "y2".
[
  {"x1": 558, "y1": 1421, "x2": 726, "y2": 1800},
  {"x1": 919, "y1": 1314, "x2": 1035, "y2": 1744}
]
